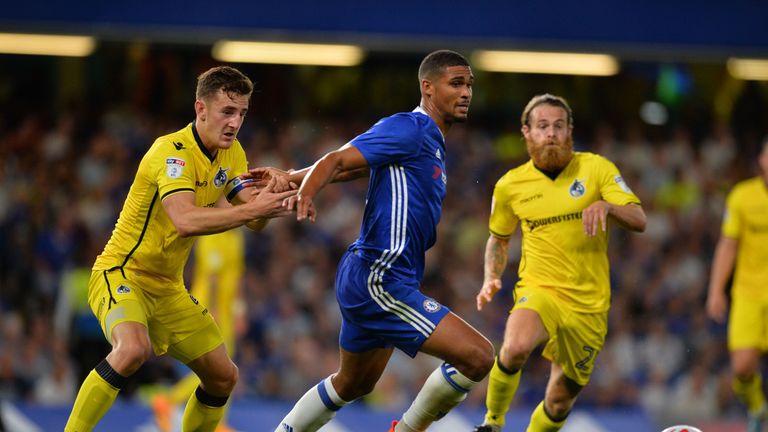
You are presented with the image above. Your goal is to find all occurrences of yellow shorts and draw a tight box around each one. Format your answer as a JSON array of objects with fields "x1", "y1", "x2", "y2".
[
  {"x1": 87, "y1": 268, "x2": 223, "y2": 364},
  {"x1": 512, "y1": 286, "x2": 608, "y2": 386},
  {"x1": 728, "y1": 294, "x2": 768, "y2": 351}
]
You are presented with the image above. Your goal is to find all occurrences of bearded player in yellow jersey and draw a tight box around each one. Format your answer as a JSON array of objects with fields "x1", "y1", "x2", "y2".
[
  {"x1": 65, "y1": 66, "x2": 297, "y2": 432},
  {"x1": 707, "y1": 138, "x2": 768, "y2": 432},
  {"x1": 473, "y1": 94, "x2": 646, "y2": 432}
]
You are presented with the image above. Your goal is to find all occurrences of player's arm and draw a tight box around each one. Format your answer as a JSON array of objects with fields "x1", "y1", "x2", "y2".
[
  {"x1": 162, "y1": 178, "x2": 296, "y2": 237},
  {"x1": 219, "y1": 190, "x2": 270, "y2": 232},
  {"x1": 246, "y1": 143, "x2": 370, "y2": 189},
  {"x1": 583, "y1": 202, "x2": 646, "y2": 237},
  {"x1": 706, "y1": 236, "x2": 738, "y2": 323},
  {"x1": 290, "y1": 145, "x2": 369, "y2": 222},
  {"x1": 476, "y1": 233, "x2": 511, "y2": 311},
  {"x1": 607, "y1": 202, "x2": 646, "y2": 232}
]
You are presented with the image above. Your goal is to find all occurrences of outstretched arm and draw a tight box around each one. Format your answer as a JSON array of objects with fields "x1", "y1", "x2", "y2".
[
  {"x1": 163, "y1": 177, "x2": 296, "y2": 237},
  {"x1": 246, "y1": 143, "x2": 370, "y2": 189},
  {"x1": 293, "y1": 145, "x2": 369, "y2": 222},
  {"x1": 476, "y1": 234, "x2": 511, "y2": 311}
]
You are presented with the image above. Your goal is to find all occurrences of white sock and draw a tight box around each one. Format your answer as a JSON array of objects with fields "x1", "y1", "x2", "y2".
[
  {"x1": 275, "y1": 375, "x2": 350, "y2": 432},
  {"x1": 398, "y1": 362, "x2": 478, "y2": 431}
]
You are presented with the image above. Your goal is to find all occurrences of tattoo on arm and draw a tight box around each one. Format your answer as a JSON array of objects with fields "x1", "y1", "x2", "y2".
[{"x1": 485, "y1": 237, "x2": 510, "y2": 280}]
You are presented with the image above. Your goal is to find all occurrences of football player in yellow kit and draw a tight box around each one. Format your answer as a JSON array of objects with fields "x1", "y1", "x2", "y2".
[
  {"x1": 65, "y1": 66, "x2": 296, "y2": 432},
  {"x1": 707, "y1": 138, "x2": 768, "y2": 432},
  {"x1": 474, "y1": 94, "x2": 646, "y2": 432}
]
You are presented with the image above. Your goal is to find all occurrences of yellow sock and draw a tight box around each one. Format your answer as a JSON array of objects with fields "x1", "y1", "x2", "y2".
[
  {"x1": 526, "y1": 401, "x2": 566, "y2": 432},
  {"x1": 733, "y1": 374, "x2": 767, "y2": 415},
  {"x1": 182, "y1": 387, "x2": 228, "y2": 432},
  {"x1": 484, "y1": 357, "x2": 521, "y2": 427},
  {"x1": 170, "y1": 374, "x2": 234, "y2": 425},
  {"x1": 64, "y1": 369, "x2": 121, "y2": 432}
]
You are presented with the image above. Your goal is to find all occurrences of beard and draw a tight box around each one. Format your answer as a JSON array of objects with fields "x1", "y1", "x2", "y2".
[{"x1": 527, "y1": 137, "x2": 574, "y2": 171}]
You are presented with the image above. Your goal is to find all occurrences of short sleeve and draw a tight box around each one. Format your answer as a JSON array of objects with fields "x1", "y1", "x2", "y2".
[
  {"x1": 229, "y1": 141, "x2": 248, "y2": 178},
  {"x1": 350, "y1": 113, "x2": 424, "y2": 167},
  {"x1": 488, "y1": 174, "x2": 519, "y2": 238},
  {"x1": 152, "y1": 138, "x2": 196, "y2": 201},
  {"x1": 597, "y1": 156, "x2": 641, "y2": 206}
]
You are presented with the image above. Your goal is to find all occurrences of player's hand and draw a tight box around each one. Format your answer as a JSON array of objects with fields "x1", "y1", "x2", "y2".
[
  {"x1": 582, "y1": 200, "x2": 611, "y2": 237},
  {"x1": 476, "y1": 278, "x2": 502, "y2": 311},
  {"x1": 245, "y1": 177, "x2": 298, "y2": 219},
  {"x1": 706, "y1": 289, "x2": 728, "y2": 323},
  {"x1": 294, "y1": 193, "x2": 317, "y2": 223},
  {"x1": 244, "y1": 167, "x2": 296, "y2": 193}
]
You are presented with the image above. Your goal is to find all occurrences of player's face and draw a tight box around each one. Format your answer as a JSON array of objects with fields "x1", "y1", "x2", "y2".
[
  {"x1": 195, "y1": 89, "x2": 250, "y2": 153},
  {"x1": 431, "y1": 65, "x2": 473, "y2": 123},
  {"x1": 522, "y1": 104, "x2": 574, "y2": 171}
]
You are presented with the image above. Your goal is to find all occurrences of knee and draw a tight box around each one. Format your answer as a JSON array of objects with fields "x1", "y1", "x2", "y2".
[
  {"x1": 333, "y1": 374, "x2": 376, "y2": 401},
  {"x1": 200, "y1": 361, "x2": 238, "y2": 396},
  {"x1": 732, "y1": 358, "x2": 759, "y2": 379},
  {"x1": 499, "y1": 340, "x2": 533, "y2": 371},
  {"x1": 218, "y1": 362, "x2": 239, "y2": 395},
  {"x1": 733, "y1": 366, "x2": 757, "y2": 381},
  {"x1": 544, "y1": 397, "x2": 574, "y2": 421},
  {"x1": 111, "y1": 339, "x2": 152, "y2": 374},
  {"x1": 454, "y1": 338, "x2": 495, "y2": 382}
]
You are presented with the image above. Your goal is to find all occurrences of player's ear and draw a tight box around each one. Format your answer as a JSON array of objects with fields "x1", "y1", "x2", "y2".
[
  {"x1": 421, "y1": 78, "x2": 433, "y2": 97},
  {"x1": 195, "y1": 99, "x2": 206, "y2": 121}
]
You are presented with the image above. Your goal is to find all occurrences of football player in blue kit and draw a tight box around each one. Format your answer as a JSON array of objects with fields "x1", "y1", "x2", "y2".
[{"x1": 250, "y1": 50, "x2": 494, "y2": 432}]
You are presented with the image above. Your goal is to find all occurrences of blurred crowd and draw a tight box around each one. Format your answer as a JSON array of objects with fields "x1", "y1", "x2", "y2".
[{"x1": 0, "y1": 49, "x2": 766, "y2": 429}]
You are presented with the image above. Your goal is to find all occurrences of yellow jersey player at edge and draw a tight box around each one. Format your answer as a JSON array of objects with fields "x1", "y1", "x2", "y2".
[
  {"x1": 64, "y1": 66, "x2": 297, "y2": 432},
  {"x1": 473, "y1": 94, "x2": 646, "y2": 432},
  {"x1": 707, "y1": 138, "x2": 768, "y2": 432}
]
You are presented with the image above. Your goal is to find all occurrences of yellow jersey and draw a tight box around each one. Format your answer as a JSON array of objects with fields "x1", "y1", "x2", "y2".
[
  {"x1": 94, "y1": 122, "x2": 248, "y2": 293},
  {"x1": 489, "y1": 152, "x2": 640, "y2": 312},
  {"x1": 721, "y1": 176, "x2": 768, "y2": 299}
]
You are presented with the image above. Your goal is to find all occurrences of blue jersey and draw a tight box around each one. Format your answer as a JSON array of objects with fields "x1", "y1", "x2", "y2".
[{"x1": 350, "y1": 107, "x2": 447, "y2": 283}]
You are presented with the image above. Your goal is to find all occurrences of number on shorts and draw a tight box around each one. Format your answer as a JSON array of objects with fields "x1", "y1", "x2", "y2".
[{"x1": 575, "y1": 345, "x2": 595, "y2": 371}]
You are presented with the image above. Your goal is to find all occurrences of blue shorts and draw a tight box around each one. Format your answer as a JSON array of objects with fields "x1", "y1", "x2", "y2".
[{"x1": 336, "y1": 250, "x2": 450, "y2": 357}]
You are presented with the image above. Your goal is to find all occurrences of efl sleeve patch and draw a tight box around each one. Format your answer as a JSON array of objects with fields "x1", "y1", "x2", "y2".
[
  {"x1": 614, "y1": 175, "x2": 633, "y2": 193},
  {"x1": 166, "y1": 158, "x2": 186, "y2": 179}
]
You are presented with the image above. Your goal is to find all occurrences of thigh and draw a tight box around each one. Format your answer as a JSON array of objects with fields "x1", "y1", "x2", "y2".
[
  {"x1": 728, "y1": 294, "x2": 768, "y2": 351},
  {"x1": 420, "y1": 312, "x2": 493, "y2": 378},
  {"x1": 154, "y1": 289, "x2": 222, "y2": 363},
  {"x1": 336, "y1": 252, "x2": 450, "y2": 357},
  {"x1": 543, "y1": 309, "x2": 606, "y2": 387},
  {"x1": 88, "y1": 269, "x2": 150, "y2": 344},
  {"x1": 511, "y1": 286, "x2": 559, "y2": 343},
  {"x1": 186, "y1": 343, "x2": 233, "y2": 383},
  {"x1": 502, "y1": 308, "x2": 550, "y2": 354}
]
